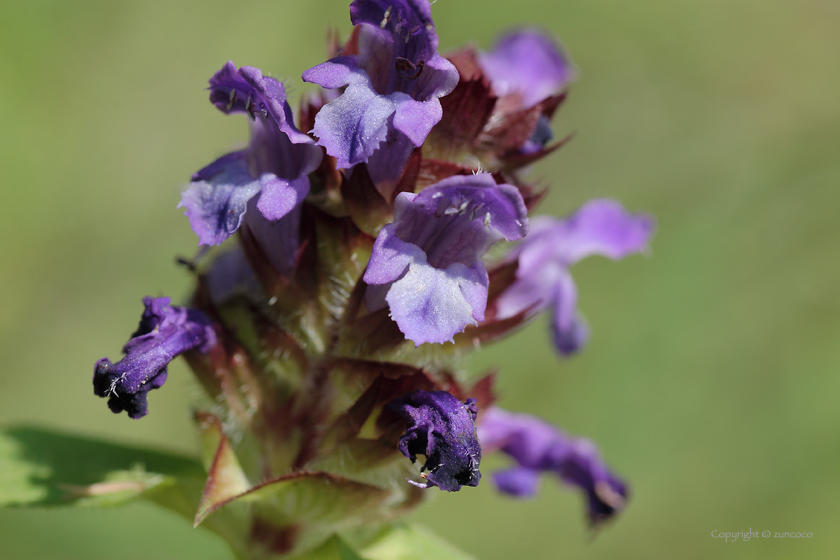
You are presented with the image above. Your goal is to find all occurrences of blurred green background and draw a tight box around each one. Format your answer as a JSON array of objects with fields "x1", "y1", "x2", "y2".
[{"x1": 1, "y1": 0, "x2": 838, "y2": 558}]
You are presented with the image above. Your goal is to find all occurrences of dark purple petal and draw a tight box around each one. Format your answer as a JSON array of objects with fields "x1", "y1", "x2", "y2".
[
  {"x1": 179, "y1": 154, "x2": 262, "y2": 246},
  {"x1": 208, "y1": 61, "x2": 310, "y2": 144},
  {"x1": 495, "y1": 199, "x2": 654, "y2": 354},
  {"x1": 364, "y1": 174, "x2": 527, "y2": 345},
  {"x1": 246, "y1": 111, "x2": 323, "y2": 181},
  {"x1": 203, "y1": 247, "x2": 261, "y2": 304},
  {"x1": 386, "y1": 390, "x2": 481, "y2": 492},
  {"x1": 93, "y1": 297, "x2": 216, "y2": 419},
  {"x1": 242, "y1": 195, "x2": 302, "y2": 277},
  {"x1": 492, "y1": 467, "x2": 541, "y2": 497},
  {"x1": 479, "y1": 407, "x2": 627, "y2": 525},
  {"x1": 478, "y1": 30, "x2": 573, "y2": 109}
]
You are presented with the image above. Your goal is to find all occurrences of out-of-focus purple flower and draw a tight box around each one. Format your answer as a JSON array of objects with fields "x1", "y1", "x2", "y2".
[
  {"x1": 478, "y1": 30, "x2": 573, "y2": 110},
  {"x1": 302, "y1": 0, "x2": 458, "y2": 188},
  {"x1": 93, "y1": 297, "x2": 216, "y2": 419},
  {"x1": 495, "y1": 199, "x2": 654, "y2": 355},
  {"x1": 179, "y1": 62, "x2": 322, "y2": 273},
  {"x1": 478, "y1": 407, "x2": 627, "y2": 525},
  {"x1": 363, "y1": 173, "x2": 528, "y2": 345},
  {"x1": 386, "y1": 390, "x2": 481, "y2": 492}
]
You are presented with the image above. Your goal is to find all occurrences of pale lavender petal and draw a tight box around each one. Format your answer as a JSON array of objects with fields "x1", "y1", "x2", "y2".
[
  {"x1": 385, "y1": 258, "x2": 486, "y2": 345},
  {"x1": 256, "y1": 174, "x2": 310, "y2": 221},
  {"x1": 386, "y1": 390, "x2": 481, "y2": 492},
  {"x1": 364, "y1": 224, "x2": 486, "y2": 342},
  {"x1": 393, "y1": 97, "x2": 443, "y2": 146},
  {"x1": 479, "y1": 30, "x2": 573, "y2": 109},
  {"x1": 363, "y1": 224, "x2": 421, "y2": 286},
  {"x1": 179, "y1": 154, "x2": 262, "y2": 246},
  {"x1": 305, "y1": 65, "x2": 398, "y2": 168}
]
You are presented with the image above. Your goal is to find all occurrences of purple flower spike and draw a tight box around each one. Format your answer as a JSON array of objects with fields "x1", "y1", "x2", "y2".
[
  {"x1": 495, "y1": 199, "x2": 654, "y2": 355},
  {"x1": 478, "y1": 30, "x2": 573, "y2": 110},
  {"x1": 93, "y1": 297, "x2": 216, "y2": 419},
  {"x1": 386, "y1": 390, "x2": 481, "y2": 492},
  {"x1": 478, "y1": 407, "x2": 627, "y2": 525},
  {"x1": 180, "y1": 62, "x2": 321, "y2": 253},
  {"x1": 302, "y1": 0, "x2": 458, "y2": 177},
  {"x1": 364, "y1": 174, "x2": 528, "y2": 345}
]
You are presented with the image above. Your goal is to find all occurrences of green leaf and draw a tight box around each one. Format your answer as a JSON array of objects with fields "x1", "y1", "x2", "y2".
[
  {"x1": 0, "y1": 426, "x2": 204, "y2": 508},
  {"x1": 357, "y1": 523, "x2": 477, "y2": 560},
  {"x1": 298, "y1": 525, "x2": 478, "y2": 560}
]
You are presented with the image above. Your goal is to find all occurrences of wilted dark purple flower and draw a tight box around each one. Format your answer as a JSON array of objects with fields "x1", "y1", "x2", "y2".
[
  {"x1": 302, "y1": 0, "x2": 458, "y2": 191},
  {"x1": 363, "y1": 173, "x2": 528, "y2": 345},
  {"x1": 386, "y1": 390, "x2": 481, "y2": 492},
  {"x1": 93, "y1": 297, "x2": 216, "y2": 419},
  {"x1": 179, "y1": 62, "x2": 321, "y2": 273},
  {"x1": 495, "y1": 199, "x2": 654, "y2": 354},
  {"x1": 478, "y1": 30, "x2": 573, "y2": 110},
  {"x1": 479, "y1": 407, "x2": 627, "y2": 525}
]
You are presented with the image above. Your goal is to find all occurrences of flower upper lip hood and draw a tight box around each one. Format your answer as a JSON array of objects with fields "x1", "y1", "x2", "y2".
[
  {"x1": 301, "y1": 0, "x2": 458, "y2": 171},
  {"x1": 208, "y1": 61, "x2": 311, "y2": 145},
  {"x1": 477, "y1": 29, "x2": 574, "y2": 110},
  {"x1": 363, "y1": 173, "x2": 529, "y2": 345}
]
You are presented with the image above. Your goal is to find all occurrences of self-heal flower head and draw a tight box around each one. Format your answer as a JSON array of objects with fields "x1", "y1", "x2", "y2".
[
  {"x1": 495, "y1": 199, "x2": 654, "y2": 354},
  {"x1": 364, "y1": 173, "x2": 529, "y2": 345},
  {"x1": 180, "y1": 62, "x2": 322, "y2": 273},
  {"x1": 93, "y1": 297, "x2": 216, "y2": 419},
  {"x1": 478, "y1": 30, "x2": 573, "y2": 111},
  {"x1": 478, "y1": 407, "x2": 627, "y2": 525},
  {"x1": 386, "y1": 390, "x2": 481, "y2": 492},
  {"x1": 302, "y1": 0, "x2": 458, "y2": 187}
]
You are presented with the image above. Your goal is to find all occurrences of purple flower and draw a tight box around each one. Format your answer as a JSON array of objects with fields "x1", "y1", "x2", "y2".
[
  {"x1": 363, "y1": 173, "x2": 528, "y2": 345},
  {"x1": 179, "y1": 62, "x2": 321, "y2": 273},
  {"x1": 93, "y1": 297, "x2": 216, "y2": 419},
  {"x1": 302, "y1": 0, "x2": 458, "y2": 189},
  {"x1": 386, "y1": 390, "x2": 481, "y2": 492},
  {"x1": 478, "y1": 407, "x2": 627, "y2": 525},
  {"x1": 495, "y1": 199, "x2": 654, "y2": 355},
  {"x1": 478, "y1": 30, "x2": 573, "y2": 110}
]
